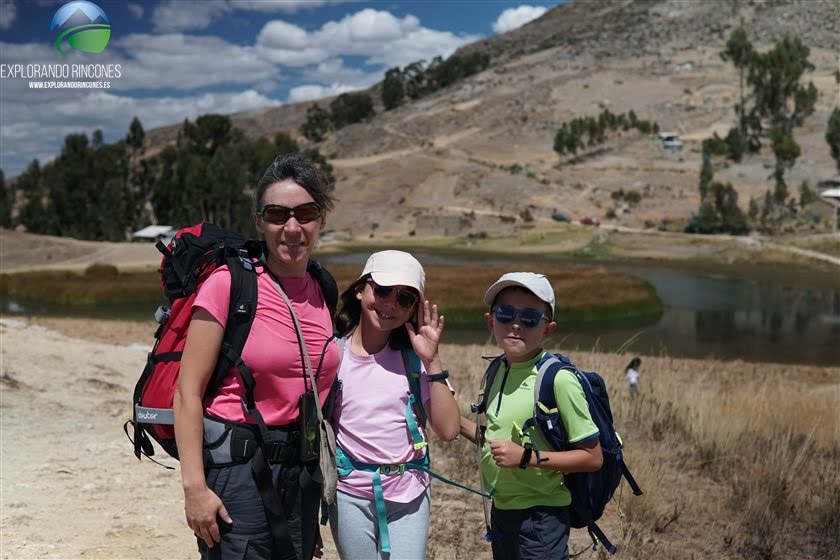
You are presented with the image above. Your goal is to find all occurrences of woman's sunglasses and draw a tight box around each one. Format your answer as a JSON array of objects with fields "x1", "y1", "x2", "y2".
[
  {"x1": 258, "y1": 202, "x2": 322, "y2": 225},
  {"x1": 367, "y1": 279, "x2": 418, "y2": 310},
  {"x1": 491, "y1": 305, "x2": 549, "y2": 329}
]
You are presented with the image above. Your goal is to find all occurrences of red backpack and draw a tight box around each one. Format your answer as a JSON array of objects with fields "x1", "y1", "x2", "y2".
[{"x1": 125, "y1": 222, "x2": 337, "y2": 465}]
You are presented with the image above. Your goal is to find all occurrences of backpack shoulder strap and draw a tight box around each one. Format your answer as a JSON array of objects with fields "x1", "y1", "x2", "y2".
[
  {"x1": 471, "y1": 354, "x2": 506, "y2": 415},
  {"x1": 307, "y1": 259, "x2": 338, "y2": 318},
  {"x1": 534, "y1": 352, "x2": 577, "y2": 411},
  {"x1": 401, "y1": 348, "x2": 428, "y2": 438},
  {"x1": 202, "y1": 253, "x2": 258, "y2": 402}
]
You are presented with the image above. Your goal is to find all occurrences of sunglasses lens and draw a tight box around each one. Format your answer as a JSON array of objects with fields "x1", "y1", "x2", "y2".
[
  {"x1": 262, "y1": 206, "x2": 291, "y2": 224},
  {"x1": 493, "y1": 306, "x2": 517, "y2": 324},
  {"x1": 293, "y1": 203, "x2": 321, "y2": 223},
  {"x1": 395, "y1": 290, "x2": 417, "y2": 310},
  {"x1": 493, "y1": 306, "x2": 544, "y2": 328},
  {"x1": 519, "y1": 310, "x2": 544, "y2": 328},
  {"x1": 261, "y1": 203, "x2": 321, "y2": 224},
  {"x1": 372, "y1": 283, "x2": 393, "y2": 299}
]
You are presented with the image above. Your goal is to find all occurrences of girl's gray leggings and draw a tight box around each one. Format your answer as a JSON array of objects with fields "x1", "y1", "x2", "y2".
[{"x1": 328, "y1": 487, "x2": 430, "y2": 560}]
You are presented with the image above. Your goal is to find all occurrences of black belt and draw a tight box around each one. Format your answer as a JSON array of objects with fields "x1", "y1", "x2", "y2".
[{"x1": 203, "y1": 416, "x2": 301, "y2": 467}]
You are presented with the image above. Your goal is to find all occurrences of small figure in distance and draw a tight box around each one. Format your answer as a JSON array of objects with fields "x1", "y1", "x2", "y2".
[{"x1": 625, "y1": 357, "x2": 641, "y2": 397}]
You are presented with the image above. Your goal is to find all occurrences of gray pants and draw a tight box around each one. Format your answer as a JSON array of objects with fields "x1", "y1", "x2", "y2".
[{"x1": 329, "y1": 488, "x2": 430, "y2": 560}]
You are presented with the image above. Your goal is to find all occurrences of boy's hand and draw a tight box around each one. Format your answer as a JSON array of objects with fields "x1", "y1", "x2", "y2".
[{"x1": 489, "y1": 439, "x2": 525, "y2": 468}]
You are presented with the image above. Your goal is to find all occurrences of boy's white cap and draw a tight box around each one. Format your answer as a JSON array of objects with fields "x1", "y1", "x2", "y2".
[
  {"x1": 361, "y1": 250, "x2": 425, "y2": 294},
  {"x1": 483, "y1": 272, "x2": 555, "y2": 319}
]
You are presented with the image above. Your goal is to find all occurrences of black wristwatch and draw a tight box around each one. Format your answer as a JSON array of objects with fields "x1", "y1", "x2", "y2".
[
  {"x1": 519, "y1": 444, "x2": 533, "y2": 469},
  {"x1": 427, "y1": 370, "x2": 449, "y2": 383}
]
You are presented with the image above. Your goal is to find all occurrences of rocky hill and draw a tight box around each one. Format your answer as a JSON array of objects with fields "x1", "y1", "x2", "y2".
[{"x1": 147, "y1": 0, "x2": 840, "y2": 239}]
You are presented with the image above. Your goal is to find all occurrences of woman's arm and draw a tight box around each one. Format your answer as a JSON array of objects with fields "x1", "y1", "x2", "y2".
[
  {"x1": 487, "y1": 438, "x2": 603, "y2": 472},
  {"x1": 173, "y1": 308, "x2": 231, "y2": 547}
]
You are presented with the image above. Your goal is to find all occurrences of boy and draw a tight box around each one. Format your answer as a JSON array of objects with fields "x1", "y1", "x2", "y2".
[{"x1": 459, "y1": 272, "x2": 603, "y2": 560}]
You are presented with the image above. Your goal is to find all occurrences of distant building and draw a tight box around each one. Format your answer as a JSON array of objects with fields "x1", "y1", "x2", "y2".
[
  {"x1": 819, "y1": 188, "x2": 840, "y2": 234},
  {"x1": 131, "y1": 225, "x2": 175, "y2": 244}
]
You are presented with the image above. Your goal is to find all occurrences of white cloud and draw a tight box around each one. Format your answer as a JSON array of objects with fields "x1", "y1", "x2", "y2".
[
  {"x1": 151, "y1": 0, "x2": 350, "y2": 33},
  {"x1": 257, "y1": 20, "x2": 311, "y2": 50},
  {"x1": 114, "y1": 33, "x2": 278, "y2": 90},
  {"x1": 256, "y1": 8, "x2": 480, "y2": 69},
  {"x1": 0, "y1": 0, "x2": 17, "y2": 30},
  {"x1": 287, "y1": 83, "x2": 357, "y2": 103},
  {"x1": 491, "y1": 5, "x2": 548, "y2": 34},
  {"x1": 126, "y1": 2, "x2": 144, "y2": 19}
]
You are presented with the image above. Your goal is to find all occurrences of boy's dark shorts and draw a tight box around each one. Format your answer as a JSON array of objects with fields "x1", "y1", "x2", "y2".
[{"x1": 491, "y1": 503, "x2": 571, "y2": 560}]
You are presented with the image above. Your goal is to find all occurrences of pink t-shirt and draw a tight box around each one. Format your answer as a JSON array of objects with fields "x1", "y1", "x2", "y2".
[
  {"x1": 334, "y1": 342, "x2": 452, "y2": 503},
  {"x1": 192, "y1": 265, "x2": 339, "y2": 426}
]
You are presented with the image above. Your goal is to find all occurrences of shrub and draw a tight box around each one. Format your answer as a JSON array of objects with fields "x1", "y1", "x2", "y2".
[
  {"x1": 85, "y1": 263, "x2": 119, "y2": 277},
  {"x1": 329, "y1": 93, "x2": 374, "y2": 128},
  {"x1": 300, "y1": 104, "x2": 332, "y2": 142}
]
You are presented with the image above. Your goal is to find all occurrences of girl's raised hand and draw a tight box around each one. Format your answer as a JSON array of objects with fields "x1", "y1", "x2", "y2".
[{"x1": 405, "y1": 300, "x2": 444, "y2": 364}]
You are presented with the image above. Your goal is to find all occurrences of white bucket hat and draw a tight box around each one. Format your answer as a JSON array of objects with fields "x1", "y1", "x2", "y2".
[
  {"x1": 361, "y1": 250, "x2": 425, "y2": 294},
  {"x1": 483, "y1": 272, "x2": 555, "y2": 319}
]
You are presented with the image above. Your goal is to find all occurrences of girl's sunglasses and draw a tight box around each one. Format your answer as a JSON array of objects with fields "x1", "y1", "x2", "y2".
[
  {"x1": 491, "y1": 305, "x2": 548, "y2": 329},
  {"x1": 258, "y1": 202, "x2": 322, "y2": 225},
  {"x1": 367, "y1": 279, "x2": 418, "y2": 310}
]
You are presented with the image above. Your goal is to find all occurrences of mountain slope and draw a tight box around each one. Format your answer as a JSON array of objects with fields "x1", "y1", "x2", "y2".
[{"x1": 146, "y1": 0, "x2": 840, "y2": 238}]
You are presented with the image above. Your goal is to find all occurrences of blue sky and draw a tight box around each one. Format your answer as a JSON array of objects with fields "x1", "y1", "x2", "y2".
[{"x1": 0, "y1": 0, "x2": 558, "y2": 176}]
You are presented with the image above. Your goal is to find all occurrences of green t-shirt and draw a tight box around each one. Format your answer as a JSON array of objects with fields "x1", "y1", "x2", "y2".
[{"x1": 481, "y1": 351, "x2": 599, "y2": 510}]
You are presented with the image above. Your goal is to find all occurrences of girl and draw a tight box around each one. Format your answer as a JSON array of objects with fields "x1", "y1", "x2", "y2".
[
  {"x1": 328, "y1": 250, "x2": 460, "y2": 559},
  {"x1": 625, "y1": 356, "x2": 641, "y2": 396}
]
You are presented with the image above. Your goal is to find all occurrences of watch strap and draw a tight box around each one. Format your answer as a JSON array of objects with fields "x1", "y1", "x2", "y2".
[{"x1": 427, "y1": 370, "x2": 449, "y2": 382}]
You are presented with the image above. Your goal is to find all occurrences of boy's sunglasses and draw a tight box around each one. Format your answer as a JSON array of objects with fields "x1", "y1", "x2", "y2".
[
  {"x1": 491, "y1": 305, "x2": 549, "y2": 329},
  {"x1": 367, "y1": 279, "x2": 418, "y2": 310},
  {"x1": 258, "y1": 202, "x2": 322, "y2": 225}
]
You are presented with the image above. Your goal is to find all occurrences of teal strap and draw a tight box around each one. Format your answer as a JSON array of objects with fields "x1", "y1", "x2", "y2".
[
  {"x1": 371, "y1": 468, "x2": 390, "y2": 554},
  {"x1": 405, "y1": 392, "x2": 427, "y2": 451}
]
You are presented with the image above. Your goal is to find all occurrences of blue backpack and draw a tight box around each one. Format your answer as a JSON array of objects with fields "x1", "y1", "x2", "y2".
[{"x1": 475, "y1": 352, "x2": 643, "y2": 554}]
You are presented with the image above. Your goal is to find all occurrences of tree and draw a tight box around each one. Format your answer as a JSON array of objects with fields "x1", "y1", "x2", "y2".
[
  {"x1": 126, "y1": 116, "x2": 145, "y2": 152},
  {"x1": 748, "y1": 34, "x2": 816, "y2": 136},
  {"x1": 300, "y1": 103, "x2": 332, "y2": 142},
  {"x1": 403, "y1": 61, "x2": 427, "y2": 99},
  {"x1": 799, "y1": 181, "x2": 817, "y2": 207},
  {"x1": 382, "y1": 67, "x2": 405, "y2": 110},
  {"x1": 0, "y1": 169, "x2": 11, "y2": 227},
  {"x1": 16, "y1": 160, "x2": 46, "y2": 233},
  {"x1": 827, "y1": 107, "x2": 840, "y2": 173},
  {"x1": 720, "y1": 28, "x2": 755, "y2": 153},
  {"x1": 329, "y1": 92, "x2": 374, "y2": 128},
  {"x1": 274, "y1": 131, "x2": 299, "y2": 155}
]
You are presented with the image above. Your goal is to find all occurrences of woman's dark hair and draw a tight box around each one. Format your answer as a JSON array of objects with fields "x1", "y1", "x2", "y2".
[
  {"x1": 625, "y1": 357, "x2": 641, "y2": 371},
  {"x1": 254, "y1": 152, "x2": 336, "y2": 213},
  {"x1": 334, "y1": 274, "x2": 418, "y2": 350}
]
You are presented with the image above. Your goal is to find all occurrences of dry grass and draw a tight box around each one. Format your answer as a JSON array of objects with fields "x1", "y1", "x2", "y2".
[{"x1": 424, "y1": 343, "x2": 840, "y2": 559}]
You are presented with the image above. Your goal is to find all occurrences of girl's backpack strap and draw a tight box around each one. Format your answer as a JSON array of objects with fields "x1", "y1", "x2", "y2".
[{"x1": 401, "y1": 348, "x2": 427, "y2": 446}]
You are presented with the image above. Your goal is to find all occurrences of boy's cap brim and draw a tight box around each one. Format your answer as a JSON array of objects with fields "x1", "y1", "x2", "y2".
[
  {"x1": 360, "y1": 250, "x2": 425, "y2": 294},
  {"x1": 483, "y1": 272, "x2": 555, "y2": 319}
]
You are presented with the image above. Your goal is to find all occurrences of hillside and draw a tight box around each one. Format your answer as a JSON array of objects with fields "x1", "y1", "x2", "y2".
[{"x1": 144, "y1": 0, "x2": 840, "y2": 239}]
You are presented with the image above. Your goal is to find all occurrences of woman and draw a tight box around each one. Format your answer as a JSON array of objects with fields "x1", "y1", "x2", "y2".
[
  {"x1": 174, "y1": 152, "x2": 338, "y2": 560},
  {"x1": 328, "y1": 250, "x2": 460, "y2": 559}
]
